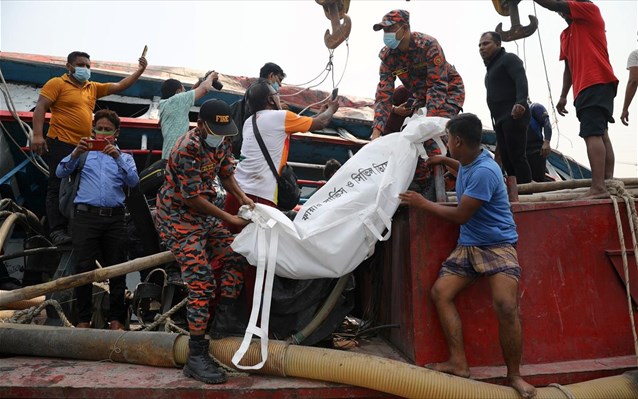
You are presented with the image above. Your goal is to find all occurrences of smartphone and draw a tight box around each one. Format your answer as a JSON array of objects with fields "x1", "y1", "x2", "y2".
[
  {"x1": 331, "y1": 88, "x2": 339, "y2": 100},
  {"x1": 405, "y1": 98, "x2": 416, "y2": 108},
  {"x1": 141, "y1": 45, "x2": 148, "y2": 58},
  {"x1": 86, "y1": 139, "x2": 107, "y2": 151}
]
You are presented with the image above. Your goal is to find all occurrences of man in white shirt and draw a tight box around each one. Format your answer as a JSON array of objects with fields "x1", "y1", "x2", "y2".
[{"x1": 231, "y1": 80, "x2": 339, "y2": 208}]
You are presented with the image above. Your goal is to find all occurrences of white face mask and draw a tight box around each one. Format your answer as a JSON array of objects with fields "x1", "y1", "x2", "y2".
[
  {"x1": 203, "y1": 122, "x2": 224, "y2": 148},
  {"x1": 204, "y1": 134, "x2": 224, "y2": 148}
]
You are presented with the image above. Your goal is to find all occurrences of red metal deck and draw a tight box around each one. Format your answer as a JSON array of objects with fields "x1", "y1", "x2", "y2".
[
  {"x1": 0, "y1": 357, "x2": 396, "y2": 399},
  {"x1": 0, "y1": 337, "x2": 409, "y2": 399}
]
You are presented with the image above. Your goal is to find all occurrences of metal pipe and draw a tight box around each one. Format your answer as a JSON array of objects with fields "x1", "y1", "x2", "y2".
[
  {"x1": 21, "y1": 146, "x2": 163, "y2": 156},
  {"x1": 287, "y1": 161, "x2": 326, "y2": 170},
  {"x1": 0, "y1": 323, "x2": 178, "y2": 367},
  {"x1": 433, "y1": 165, "x2": 447, "y2": 202}
]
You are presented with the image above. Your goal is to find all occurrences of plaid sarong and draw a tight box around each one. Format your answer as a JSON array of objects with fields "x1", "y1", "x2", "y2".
[{"x1": 439, "y1": 243, "x2": 521, "y2": 281}]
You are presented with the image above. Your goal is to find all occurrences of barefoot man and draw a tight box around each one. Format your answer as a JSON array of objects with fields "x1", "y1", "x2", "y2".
[
  {"x1": 533, "y1": 0, "x2": 618, "y2": 198},
  {"x1": 399, "y1": 113, "x2": 536, "y2": 398}
]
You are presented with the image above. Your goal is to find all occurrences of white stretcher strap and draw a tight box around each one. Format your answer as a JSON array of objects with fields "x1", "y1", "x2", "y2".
[
  {"x1": 232, "y1": 218, "x2": 278, "y2": 370},
  {"x1": 362, "y1": 207, "x2": 392, "y2": 242}
]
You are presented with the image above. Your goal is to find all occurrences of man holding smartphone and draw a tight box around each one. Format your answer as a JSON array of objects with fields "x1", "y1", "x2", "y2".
[
  {"x1": 31, "y1": 50, "x2": 147, "y2": 245},
  {"x1": 56, "y1": 110, "x2": 139, "y2": 330}
]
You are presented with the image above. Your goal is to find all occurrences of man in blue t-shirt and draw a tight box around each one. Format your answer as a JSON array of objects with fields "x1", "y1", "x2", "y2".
[{"x1": 399, "y1": 113, "x2": 536, "y2": 399}]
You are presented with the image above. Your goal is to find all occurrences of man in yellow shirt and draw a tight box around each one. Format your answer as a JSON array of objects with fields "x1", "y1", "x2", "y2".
[{"x1": 31, "y1": 51, "x2": 147, "y2": 245}]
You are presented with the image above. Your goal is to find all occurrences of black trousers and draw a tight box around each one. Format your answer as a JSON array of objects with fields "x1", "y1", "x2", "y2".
[
  {"x1": 72, "y1": 209, "x2": 128, "y2": 324},
  {"x1": 526, "y1": 147, "x2": 547, "y2": 182},
  {"x1": 43, "y1": 138, "x2": 76, "y2": 233},
  {"x1": 495, "y1": 115, "x2": 532, "y2": 184}
]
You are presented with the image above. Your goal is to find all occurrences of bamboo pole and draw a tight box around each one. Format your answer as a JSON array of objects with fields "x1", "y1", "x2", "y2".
[
  {"x1": 0, "y1": 251, "x2": 175, "y2": 307},
  {"x1": 447, "y1": 188, "x2": 638, "y2": 203},
  {"x1": 518, "y1": 188, "x2": 638, "y2": 203},
  {"x1": 517, "y1": 178, "x2": 638, "y2": 195}
]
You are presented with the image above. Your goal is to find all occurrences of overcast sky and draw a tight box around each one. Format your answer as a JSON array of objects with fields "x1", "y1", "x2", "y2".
[{"x1": 1, "y1": 0, "x2": 637, "y2": 176}]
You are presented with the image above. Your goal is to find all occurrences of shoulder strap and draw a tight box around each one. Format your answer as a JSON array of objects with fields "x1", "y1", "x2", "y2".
[
  {"x1": 77, "y1": 152, "x2": 88, "y2": 172},
  {"x1": 252, "y1": 114, "x2": 281, "y2": 183},
  {"x1": 73, "y1": 152, "x2": 89, "y2": 191}
]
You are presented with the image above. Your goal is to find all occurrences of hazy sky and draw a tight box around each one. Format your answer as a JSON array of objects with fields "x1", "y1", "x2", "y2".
[{"x1": 1, "y1": 0, "x2": 637, "y2": 176}]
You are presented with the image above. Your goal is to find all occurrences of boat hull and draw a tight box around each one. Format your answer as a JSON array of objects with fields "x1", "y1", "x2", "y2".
[{"x1": 376, "y1": 199, "x2": 638, "y2": 385}]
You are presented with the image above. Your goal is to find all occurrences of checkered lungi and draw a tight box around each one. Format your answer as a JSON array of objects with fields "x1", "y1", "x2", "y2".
[{"x1": 439, "y1": 243, "x2": 521, "y2": 281}]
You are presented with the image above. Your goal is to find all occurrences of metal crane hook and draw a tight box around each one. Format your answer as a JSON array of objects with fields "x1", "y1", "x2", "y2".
[
  {"x1": 495, "y1": 0, "x2": 538, "y2": 42},
  {"x1": 316, "y1": 0, "x2": 352, "y2": 49}
]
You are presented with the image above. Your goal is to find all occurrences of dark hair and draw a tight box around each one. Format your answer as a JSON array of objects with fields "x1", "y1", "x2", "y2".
[
  {"x1": 446, "y1": 113, "x2": 482, "y2": 147},
  {"x1": 161, "y1": 79, "x2": 183, "y2": 100},
  {"x1": 94, "y1": 109, "x2": 120, "y2": 130},
  {"x1": 480, "y1": 31, "x2": 502, "y2": 46},
  {"x1": 323, "y1": 159, "x2": 342, "y2": 180},
  {"x1": 246, "y1": 79, "x2": 273, "y2": 113},
  {"x1": 259, "y1": 62, "x2": 286, "y2": 79},
  {"x1": 67, "y1": 51, "x2": 90, "y2": 64}
]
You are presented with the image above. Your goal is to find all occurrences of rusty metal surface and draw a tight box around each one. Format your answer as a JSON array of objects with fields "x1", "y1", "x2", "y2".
[
  {"x1": 471, "y1": 355, "x2": 637, "y2": 387},
  {"x1": 0, "y1": 324, "x2": 178, "y2": 367},
  {"x1": 0, "y1": 356, "x2": 397, "y2": 399}
]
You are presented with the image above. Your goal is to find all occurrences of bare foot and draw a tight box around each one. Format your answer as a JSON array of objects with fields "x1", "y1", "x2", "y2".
[
  {"x1": 425, "y1": 361, "x2": 470, "y2": 378},
  {"x1": 508, "y1": 375, "x2": 537, "y2": 398},
  {"x1": 581, "y1": 189, "x2": 609, "y2": 200}
]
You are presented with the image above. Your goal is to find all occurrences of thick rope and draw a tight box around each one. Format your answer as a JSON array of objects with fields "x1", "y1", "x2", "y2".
[
  {"x1": 137, "y1": 297, "x2": 187, "y2": 332},
  {"x1": 607, "y1": 179, "x2": 638, "y2": 367},
  {"x1": 1, "y1": 299, "x2": 73, "y2": 327}
]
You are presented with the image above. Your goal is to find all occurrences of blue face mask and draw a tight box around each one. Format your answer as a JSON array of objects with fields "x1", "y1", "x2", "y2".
[
  {"x1": 73, "y1": 66, "x2": 91, "y2": 83},
  {"x1": 271, "y1": 82, "x2": 280, "y2": 93},
  {"x1": 383, "y1": 28, "x2": 403, "y2": 50}
]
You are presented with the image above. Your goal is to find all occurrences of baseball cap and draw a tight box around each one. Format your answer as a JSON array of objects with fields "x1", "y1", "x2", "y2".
[
  {"x1": 373, "y1": 9, "x2": 409, "y2": 31},
  {"x1": 198, "y1": 99, "x2": 238, "y2": 136}
]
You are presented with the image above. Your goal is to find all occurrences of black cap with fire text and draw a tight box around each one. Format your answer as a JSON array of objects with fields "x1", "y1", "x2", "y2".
[{"x1": 198, "y1": 99, "x2": 238, "y2": 136}]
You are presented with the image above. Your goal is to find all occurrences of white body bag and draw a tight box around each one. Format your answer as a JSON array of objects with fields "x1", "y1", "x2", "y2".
[{"x1": 230, "y1": 116, "x2": 448, "y2": 370}]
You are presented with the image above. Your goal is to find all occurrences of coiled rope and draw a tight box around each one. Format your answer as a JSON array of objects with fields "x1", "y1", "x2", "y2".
[{"x1": 1, "y1": 299, "x2": 73, "y2": 327}]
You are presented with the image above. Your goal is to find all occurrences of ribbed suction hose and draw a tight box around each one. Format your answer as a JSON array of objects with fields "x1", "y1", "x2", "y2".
[
  {"x1": 174, "y1": 336, "x2": 638, "y2": 399},
  {"x1": 1, "y1": 325, "x2": 636, "y2": 399}
]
